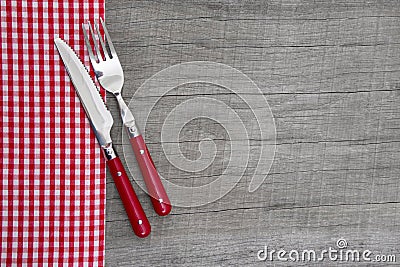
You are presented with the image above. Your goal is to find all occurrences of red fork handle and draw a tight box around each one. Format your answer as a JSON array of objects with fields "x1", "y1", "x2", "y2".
[
  {"x1": 130, "y1": 135, "x2": 172, "y2": 216},
  {"x1": 107, "y1": 157, "x2": 151, "y2": 238}
]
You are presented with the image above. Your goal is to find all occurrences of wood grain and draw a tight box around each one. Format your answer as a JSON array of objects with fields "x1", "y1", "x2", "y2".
[{"x1": 104, "y1": 0, "x2": 400, "y2": 266}]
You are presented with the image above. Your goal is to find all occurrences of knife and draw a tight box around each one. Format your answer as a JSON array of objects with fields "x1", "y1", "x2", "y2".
[{"x1": 54, "y1": 37, "x2": 151, "y2": 238}]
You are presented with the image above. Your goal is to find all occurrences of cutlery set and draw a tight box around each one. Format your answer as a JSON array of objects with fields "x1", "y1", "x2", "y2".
[{"x1": 54, "y1": 18, "x2": 171, "y2": 238}]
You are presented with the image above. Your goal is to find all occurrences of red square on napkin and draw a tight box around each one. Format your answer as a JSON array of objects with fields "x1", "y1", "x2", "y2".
[{"x1": 1, "y1": 1, "x2": 106, "y2": 265}]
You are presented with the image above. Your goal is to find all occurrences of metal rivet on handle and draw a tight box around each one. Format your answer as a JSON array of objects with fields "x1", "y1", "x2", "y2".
[
  {"x1": 117, "y1": 171, "x2": 122, "y2": 176},
  {"x1": 138, "y1": 220, "x2": 143, "y2": 225},
  {"x1": 139, "y1": 149, "x2": 144, "y2": 155},
  {"x1": 159, "y1": 198, "x2": 163, "y2": 203}
]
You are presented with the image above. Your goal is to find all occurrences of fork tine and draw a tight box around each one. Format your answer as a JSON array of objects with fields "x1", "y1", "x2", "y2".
[
  {"x1": 94, "y1": 21, "x2": 109, "y2": 58},
  {"x1": 87, "y1": 21, "x2": 103, "y2": 62},
  {"x1": 100, "y1": 17, "x2": 117, "y2": 57},
  {"x1": 82, "y1": 23, "x2": 97, "y2": 64}
]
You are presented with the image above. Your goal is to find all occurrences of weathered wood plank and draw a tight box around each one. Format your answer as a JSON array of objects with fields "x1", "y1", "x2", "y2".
[{"x1": 104, "y1": 0, "x2": 400, "y2": 266}]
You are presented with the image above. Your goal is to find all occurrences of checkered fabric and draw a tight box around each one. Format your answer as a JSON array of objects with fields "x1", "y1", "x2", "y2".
[{"x1": 0, "y1": 0, "x2": 106, "y2": 265}]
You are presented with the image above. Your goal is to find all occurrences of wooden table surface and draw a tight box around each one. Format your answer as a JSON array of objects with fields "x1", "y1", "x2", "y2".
[{"x1": 104, "y1": 1, "x2": 400, "y2": 266}]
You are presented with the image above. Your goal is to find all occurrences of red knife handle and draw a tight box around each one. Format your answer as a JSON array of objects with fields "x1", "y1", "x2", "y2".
[
  {"x1": 107, "y1": 157, "x2": 151, "y2": 238},
  {"x1": 130, "y1": 135, "x2": 172, "y2": 216}
]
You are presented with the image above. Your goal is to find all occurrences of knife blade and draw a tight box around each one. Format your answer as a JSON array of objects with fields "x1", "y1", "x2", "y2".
[{"x1": 54, "y1": 37, "x2": 151, "y2": 238}]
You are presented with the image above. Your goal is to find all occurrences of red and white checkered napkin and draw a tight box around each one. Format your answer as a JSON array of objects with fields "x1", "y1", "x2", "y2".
[{"x1": 0, "y1": 0, "x2": 106, "y2": 265}]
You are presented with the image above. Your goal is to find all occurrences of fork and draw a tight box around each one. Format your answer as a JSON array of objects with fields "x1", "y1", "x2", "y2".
[{"x1": 83, "y1": 18, "x2": 171, "y2": 216}]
